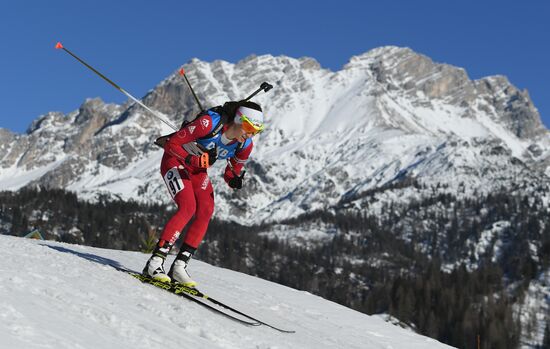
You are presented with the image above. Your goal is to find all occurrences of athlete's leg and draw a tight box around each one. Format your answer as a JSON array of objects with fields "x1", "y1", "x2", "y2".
[
  {"x1": 182, "y1": 171, "x2": 215, "y2": 249},
  {"x1": 144, "y1": 156, "x2": 199, "y2": 281},
  {"x1": 159, "y1": 165, "x2": 196, "y2": 247}
]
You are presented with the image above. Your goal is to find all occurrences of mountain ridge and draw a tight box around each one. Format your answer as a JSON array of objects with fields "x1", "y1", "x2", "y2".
[{"x1": 0, "y1": 46, "x2": 548, "y2": 225}]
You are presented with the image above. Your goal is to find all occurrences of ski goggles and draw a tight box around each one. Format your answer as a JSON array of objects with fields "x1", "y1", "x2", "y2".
[{"x1": 238, "y1": 112, "x2": 265, "y2": 134}]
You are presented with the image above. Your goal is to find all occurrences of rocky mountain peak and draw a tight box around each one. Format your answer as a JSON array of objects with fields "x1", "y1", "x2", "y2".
[
  {"x1": 344, "y1": 46, "x2": 546, "y2": 142},
  {"x1": 74, "y1": 97, "x2": 108, "y2": 125},
  {"x1": 361, "y1": 46, "x2": 474, "y2": 102},
  {"x1": 0, "y1": 127, "x2": 14, "y2": 141},
  {"x1": 27, "y1": 111, "x2": 66, "y2": 134},
  {"x1": 0, "y1": 47, "x2": 548, "y2": 222},
  {"x1": 475, "y1": 76, "x2": 546, "y2": 139}
]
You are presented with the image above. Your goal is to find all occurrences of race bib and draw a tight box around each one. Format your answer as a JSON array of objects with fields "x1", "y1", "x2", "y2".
[{"x1": 163, "y1": 167, "x2": 184, "y2": 198}]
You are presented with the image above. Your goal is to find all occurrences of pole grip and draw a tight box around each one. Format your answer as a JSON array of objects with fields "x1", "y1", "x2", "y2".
[{"x1": 244, "y1": 82, "x2": 273, "y2": 101}]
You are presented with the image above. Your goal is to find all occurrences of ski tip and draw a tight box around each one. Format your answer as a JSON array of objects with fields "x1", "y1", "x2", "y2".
[
  {"x1": 179, "y1": 68, "x2": 185, "y2": 76},
  {"x1": 55, "y1": 42, "x2": 64, "y2": 49}
]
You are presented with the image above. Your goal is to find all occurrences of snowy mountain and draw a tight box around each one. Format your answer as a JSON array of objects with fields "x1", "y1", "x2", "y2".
[
  {"x1": 0, "y1": 234, "x2": 454, "y2": 349},
  {"x1": 2, "y1": 46, "x2": 550, "y2": 347},
  {"x1": 1, "y1": 46, "x2": 549, "y2": 226}
]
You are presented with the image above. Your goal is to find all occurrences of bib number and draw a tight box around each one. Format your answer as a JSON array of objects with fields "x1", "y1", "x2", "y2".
[
  {"x1": 218, "y1": 148, "x2": 229, "y2": 158},
  {"x1": 205, "y1": 141, "x2": 230, "y2": 158},
  {"x1": 164, "y1": 167, "x2": 184, "y2": 198}
]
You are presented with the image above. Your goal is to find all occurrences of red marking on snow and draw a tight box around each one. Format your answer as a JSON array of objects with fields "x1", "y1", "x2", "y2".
[
  {"x1": 55, "y1": 42, "x2": 64, "y2": 49},
  {"x1": 179, "y1": 68, "x2": 185, "y2": 76}
]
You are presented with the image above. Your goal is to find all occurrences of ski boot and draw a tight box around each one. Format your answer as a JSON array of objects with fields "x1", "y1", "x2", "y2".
[
  {"x1": 168, "y1": 244, "x2": 197, "y2": 288},
  {"x1": 143, "y1": 240, "x2": 173, "y2": 283}
]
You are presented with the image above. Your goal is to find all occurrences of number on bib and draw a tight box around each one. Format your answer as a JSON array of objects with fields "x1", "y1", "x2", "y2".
[
  {"x1": 205, "y1": 142, "x2": 216, "y2": 150},
  {"x1": 163, "y1": 167, "x2": 184, "y2": 198}
]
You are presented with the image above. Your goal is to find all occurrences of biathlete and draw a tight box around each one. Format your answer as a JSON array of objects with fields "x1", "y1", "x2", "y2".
[{"x1": 143, "y1": 101, "x2": 265, "y2": 287}]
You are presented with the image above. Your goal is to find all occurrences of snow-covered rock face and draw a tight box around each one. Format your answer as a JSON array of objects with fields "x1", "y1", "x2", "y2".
[{"x1": 0, "y1": 46, "x2": 549, "y2": 223}]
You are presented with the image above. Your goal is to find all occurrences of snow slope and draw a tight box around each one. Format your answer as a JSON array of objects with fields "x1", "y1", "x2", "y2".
[{"x1": 0, "y1": 235, "x2": 453, "y2": 349}]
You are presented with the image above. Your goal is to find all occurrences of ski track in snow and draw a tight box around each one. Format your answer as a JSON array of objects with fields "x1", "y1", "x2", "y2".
[{"x1": 0, "y1": 235, "x2": 454, "y2": 349}]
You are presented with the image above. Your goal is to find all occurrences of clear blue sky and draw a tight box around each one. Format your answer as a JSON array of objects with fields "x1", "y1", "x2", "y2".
[{"x1": 1, "y1": 0, "x2": 548, "y2": 133}]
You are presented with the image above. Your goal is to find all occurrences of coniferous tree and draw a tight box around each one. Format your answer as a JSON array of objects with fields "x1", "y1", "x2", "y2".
[
  {"x1": 542, "y1": 323, "x2": 550, "y2": 349},
  {"x1": 0, "y1": 182, "x2": 542, "y2": 348}
]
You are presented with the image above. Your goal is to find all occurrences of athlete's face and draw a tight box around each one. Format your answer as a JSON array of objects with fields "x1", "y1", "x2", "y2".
[
  {"x1": 238, "y1": 128, "x2": 255, "y2": 142},
  {"x1": 228, "y1": 123, "x2": 255, "y2": 142}
]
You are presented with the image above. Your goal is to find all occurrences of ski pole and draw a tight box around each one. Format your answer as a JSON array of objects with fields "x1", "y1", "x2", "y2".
[
  {"x1": 244, "y1": 82, "x2": 273, "y2": 102},
  {"x1": 179, "y1": 68, "x2": 205, "y2": 112},
  {"x1": 178, "y1": 70, "x2": 272, "y2": 110},
  {"x1": 55, "y1": 42, "x2": 178, "y2": 131}
]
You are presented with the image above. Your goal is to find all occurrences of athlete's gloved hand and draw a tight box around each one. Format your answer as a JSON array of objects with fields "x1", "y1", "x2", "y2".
[
  {"x1": 228, "y1": 171, "x2": 246, "y2": 189},
  {"x1": 185, "y1": 146, "x2": 217, "y2": 169},
  {"x1": 206, "y1": 146, "x2": 218, "y2": 166}
]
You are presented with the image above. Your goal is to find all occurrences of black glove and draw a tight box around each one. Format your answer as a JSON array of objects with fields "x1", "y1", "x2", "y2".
[
  {"x1": 206, "y1": 146, "x2": 218, "y2": 166},
  {"x1": 228, "y1": 171, "x2": 246, "y2": 189}
]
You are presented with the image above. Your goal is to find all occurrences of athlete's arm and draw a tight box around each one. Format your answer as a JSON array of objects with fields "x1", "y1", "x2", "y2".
[
  {"x1": 224, "y1": 140, "x2": 253, "y2": 184},
  {"x1": 164, "y1": 115, "x2": 214, "y2": 161}
]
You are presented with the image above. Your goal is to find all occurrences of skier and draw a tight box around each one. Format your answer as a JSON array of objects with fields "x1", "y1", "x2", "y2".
[{"x1": 143, "y1": 101, "x2": 265, "y2": 287}]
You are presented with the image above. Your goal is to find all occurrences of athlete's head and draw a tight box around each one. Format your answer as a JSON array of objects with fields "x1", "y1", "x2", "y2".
[
  {"x1": 234, "y1": 102, "x2": 264, "y2": 134},
  {"x1": 228, "y1": 101, "x2": 264, "y2": 142}
]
